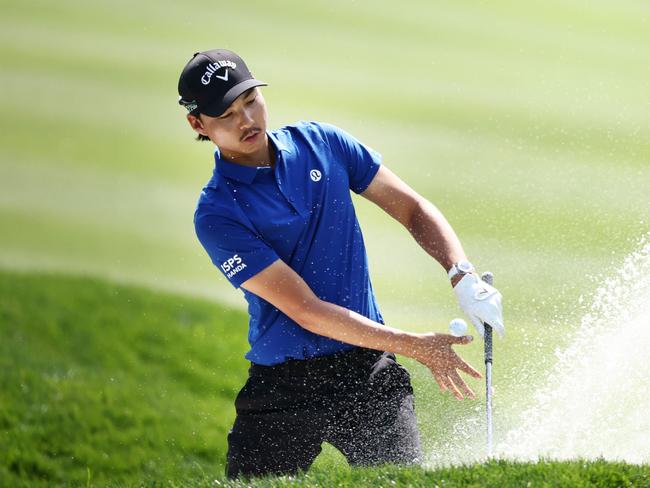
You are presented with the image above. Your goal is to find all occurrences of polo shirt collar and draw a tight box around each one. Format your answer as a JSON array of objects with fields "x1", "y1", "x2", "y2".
[
  {"x1": 214, "y1": 153, "x2": 257, "y2": 184},
  {"x1": 267, "y1": 129, "x2": 291, "y2": 154},
  {"x1": 213, "y1": 129, "x2": 291, "y2": 185}
]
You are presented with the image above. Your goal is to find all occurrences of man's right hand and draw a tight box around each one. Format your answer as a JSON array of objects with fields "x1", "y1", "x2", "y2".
[{"x1": 413, "y1": 333, "x2": 482, "y2": 400}]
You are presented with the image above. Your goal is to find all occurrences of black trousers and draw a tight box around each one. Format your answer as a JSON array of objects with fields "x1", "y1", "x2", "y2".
[{"x1": 226, "y1": 347, "x2": 423, "y2": 478}]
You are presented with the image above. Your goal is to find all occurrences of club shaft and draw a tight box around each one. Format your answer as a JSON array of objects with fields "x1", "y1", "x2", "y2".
[
  {"x1": 485, "y1": 325, "x2": 493, "y2": 457},
  {"x1": 481, "y1": 272, "x2": 494, "y2": 458}
]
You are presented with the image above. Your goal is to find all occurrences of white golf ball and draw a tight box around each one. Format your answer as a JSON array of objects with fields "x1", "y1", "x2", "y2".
[{"x1": 449, "y1": 318, "x2": 468, "y2": 337}]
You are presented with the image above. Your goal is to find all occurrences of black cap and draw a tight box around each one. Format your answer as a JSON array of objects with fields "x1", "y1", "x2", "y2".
[{"x1": 177, "y1": 49, "x2": 267, "y2": 117}]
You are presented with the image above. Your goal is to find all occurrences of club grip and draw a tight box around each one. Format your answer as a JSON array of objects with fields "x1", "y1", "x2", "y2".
[{"x1": 481, "y1": 271, "x2": 494, "y2": 287}]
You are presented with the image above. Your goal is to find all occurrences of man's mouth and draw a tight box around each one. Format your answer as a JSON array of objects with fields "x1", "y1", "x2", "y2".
[{"x1": 241, "y1": 129, "x2": 260, "y2": 142}]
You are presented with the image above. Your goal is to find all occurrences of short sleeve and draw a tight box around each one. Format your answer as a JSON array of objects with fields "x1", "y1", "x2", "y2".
[
  {"x1": 319, "y1": 122, "x2": 382, "y2": 194},
  {"x1": 195, "y1": 213, "x2": 280, "y2": 289}
]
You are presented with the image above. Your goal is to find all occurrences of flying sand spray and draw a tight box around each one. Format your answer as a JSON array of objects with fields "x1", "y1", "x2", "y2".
[
  {"x1": 431, "y1": 234, "x2": 650, "y2": 466},
  {"x1": 497, "y1": 234, "x2": 650, "y2": 462}
]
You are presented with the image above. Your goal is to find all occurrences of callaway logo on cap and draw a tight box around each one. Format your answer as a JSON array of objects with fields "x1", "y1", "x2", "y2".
[
  {"x1": 201, "y1": 59, "x2": 236, "y2": 85},
  {"x1": 177, "y1": 49, "x2": 267, "y2": 117}
]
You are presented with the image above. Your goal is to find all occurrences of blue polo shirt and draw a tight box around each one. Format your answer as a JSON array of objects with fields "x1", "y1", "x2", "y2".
[{"x1": 194, "y1": 121, "x2": 384, "y2": 365}]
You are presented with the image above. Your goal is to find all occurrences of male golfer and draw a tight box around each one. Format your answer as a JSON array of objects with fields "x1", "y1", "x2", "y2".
[{"x1": 177, "y1": 49, "x2": 504, "y2": 478}]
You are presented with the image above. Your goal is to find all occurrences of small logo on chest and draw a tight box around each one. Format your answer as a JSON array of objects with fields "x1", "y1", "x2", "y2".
[{"x1": 310, "y1": 169, "x2": 322, "y2": 182}]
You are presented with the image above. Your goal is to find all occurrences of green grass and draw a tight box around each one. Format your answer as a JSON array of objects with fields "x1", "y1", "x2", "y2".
[
  {"x1": 0, "y1": 270, "x2": 249, "y2": 487},
  {"x1": 3, "y1": 270, "x2": 650, "y2": 487},
  {"x1": 178, "y1": 460, "x2": 650, "y2": 488}
]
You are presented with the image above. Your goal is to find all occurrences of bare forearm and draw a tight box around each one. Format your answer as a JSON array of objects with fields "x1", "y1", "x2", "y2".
[
  {"x1": 299, "y1": 299, "x2": 424, "y2": 359},
  {"x1": 407, "y1": 199, "x2": 467, "y2": 272}
]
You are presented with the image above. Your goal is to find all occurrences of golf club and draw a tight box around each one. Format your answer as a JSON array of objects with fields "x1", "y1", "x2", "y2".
[{"x1": 481, "y1": 271, "x2": 494, "y2": 457}]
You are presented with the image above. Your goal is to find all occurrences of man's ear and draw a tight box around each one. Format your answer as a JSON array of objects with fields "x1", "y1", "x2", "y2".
[{"x1": 187, "y1": 114, "x2": 208, "y2": 136}]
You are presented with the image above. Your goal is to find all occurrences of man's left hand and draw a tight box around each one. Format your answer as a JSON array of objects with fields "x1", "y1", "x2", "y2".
[{"x1": 453, "y1": 273, "x2": 505, "y2": 338}]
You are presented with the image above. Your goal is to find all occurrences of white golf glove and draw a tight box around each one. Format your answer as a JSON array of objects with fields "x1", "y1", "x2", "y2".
[{"x1": 453, "y1": 273, "x2": 505, "y2": 338}]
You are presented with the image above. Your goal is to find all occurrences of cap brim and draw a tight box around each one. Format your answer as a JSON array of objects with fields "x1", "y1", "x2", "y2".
[{"x1": 200, "y1": 79, "x2": 267, "y2": 117}]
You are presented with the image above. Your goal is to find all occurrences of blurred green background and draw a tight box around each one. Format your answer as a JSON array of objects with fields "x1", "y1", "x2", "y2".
[{"x1": 1, "y1": 0, "x2": 649, "y2": 484}]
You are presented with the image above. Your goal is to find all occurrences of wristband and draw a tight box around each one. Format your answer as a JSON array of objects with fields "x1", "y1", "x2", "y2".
[{"x1": 448, "y1": 260, "x2": 475, "y2": 280}]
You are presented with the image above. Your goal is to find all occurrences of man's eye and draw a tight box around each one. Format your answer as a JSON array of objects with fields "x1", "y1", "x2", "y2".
[
  {"x1": 221, "y1": 112, "x2": 232, "y2": 119},
  {"x1": 246, "y1": 97, "x2": 257, "y2": 105}
]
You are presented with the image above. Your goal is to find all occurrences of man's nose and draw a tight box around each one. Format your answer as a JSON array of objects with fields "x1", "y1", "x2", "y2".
[{"x1": 239, "y1": 107, "x2": 254, "y2": 127}]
